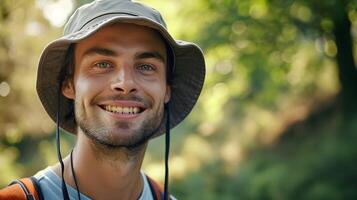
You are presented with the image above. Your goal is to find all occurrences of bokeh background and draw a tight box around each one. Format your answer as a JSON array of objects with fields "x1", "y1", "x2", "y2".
[{"x1": 1, "y1": 0, "x2": 357, "y2": 199}]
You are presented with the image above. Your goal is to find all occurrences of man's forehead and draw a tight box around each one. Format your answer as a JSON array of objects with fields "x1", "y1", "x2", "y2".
[{"x1": 79, "y1": 46, "x2": 166, "y2": 64}]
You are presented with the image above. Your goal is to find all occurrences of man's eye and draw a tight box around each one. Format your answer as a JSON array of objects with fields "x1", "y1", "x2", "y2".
[
  {"x1": 137, "y1": 64, "x2": 155, "y2": 71},
  {"x1": 94, "y1": 62, "x2": 111, "y2": 68}
]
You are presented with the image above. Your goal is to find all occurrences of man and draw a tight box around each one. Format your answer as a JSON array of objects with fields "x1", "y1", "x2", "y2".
[{"x1": 0, "y1": 0, "x2": 205, "y2": 199}]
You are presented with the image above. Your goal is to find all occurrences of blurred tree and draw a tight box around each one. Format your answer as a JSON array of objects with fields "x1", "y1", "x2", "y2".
[
  {"x1": 0, "y1": 0, "x2": 71, "y2": 185},
  {"x1": 148, "y1": 0, "x2": 357, "y2": 199}
]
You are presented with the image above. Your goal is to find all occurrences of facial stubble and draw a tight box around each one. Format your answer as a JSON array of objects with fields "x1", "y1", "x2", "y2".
[{"x1": 75, "y1": 99, "x2": 164, "y2": 153}]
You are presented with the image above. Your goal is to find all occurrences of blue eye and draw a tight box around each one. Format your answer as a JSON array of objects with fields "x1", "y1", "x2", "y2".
[{"x1": 95, "y1": 62, "x2": 111, "y2": 68}]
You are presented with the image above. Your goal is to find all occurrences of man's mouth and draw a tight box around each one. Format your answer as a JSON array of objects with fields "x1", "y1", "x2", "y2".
[{"x1": 100, "y1": 105, "x2": 145, "y2": 114}]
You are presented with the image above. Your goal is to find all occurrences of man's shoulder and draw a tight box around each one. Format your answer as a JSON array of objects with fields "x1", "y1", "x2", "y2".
[
  {"x1": 33, "y1": 166, "x2": 60, "y2": 189},
  {"x1": 33, "y1": 166, "x2": 52, "y2": 180},
  {"x1": 0, "y1": 176, "x2": 43, "y2": 200},
  {"x1": 35, "y1": 166, "x2": 92, "y2": 199}
]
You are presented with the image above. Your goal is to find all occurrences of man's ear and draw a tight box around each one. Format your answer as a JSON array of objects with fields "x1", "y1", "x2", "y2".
[
  {"x1": 62, "y1": 78, "x2": 75, "y2": 100},
  {"x1": 164, "y1": 85, "x2": 171, "y2": 103}
]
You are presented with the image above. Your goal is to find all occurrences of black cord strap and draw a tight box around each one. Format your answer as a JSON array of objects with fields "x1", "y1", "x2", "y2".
[
  {"x1": 163, "y1": 103, "x2": 171, "y2": 200},
  {"x1": 71, "y1": 149, "x2": 82, "y2": 200},
  {"x1": 56, "y1": 91, "x2": 70, "y2": 200}
]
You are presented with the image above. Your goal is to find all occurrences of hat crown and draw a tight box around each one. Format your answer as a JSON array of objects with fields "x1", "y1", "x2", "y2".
[{"x1": 64, "y1": 0, "x2": 167, "y2": 35}]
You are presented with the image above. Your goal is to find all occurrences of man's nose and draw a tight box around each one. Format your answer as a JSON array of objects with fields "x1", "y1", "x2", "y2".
[{"x1": 110, "y1": 66, "x2": 137, "y2": 94}]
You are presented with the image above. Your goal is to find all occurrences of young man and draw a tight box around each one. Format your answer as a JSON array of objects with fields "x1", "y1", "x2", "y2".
[{"x1": 0, "y1": 0, "x2": 205, "y2": 199}]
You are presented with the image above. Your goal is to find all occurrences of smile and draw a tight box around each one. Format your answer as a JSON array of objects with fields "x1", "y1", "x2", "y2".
[{"x1": 101, "y1": 105, "x2": 145, "y2": 115}]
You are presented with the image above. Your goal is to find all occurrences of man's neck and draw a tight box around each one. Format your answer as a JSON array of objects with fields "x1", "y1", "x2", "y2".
[{"x1": 52, "y1": 132, "x2": 147, "y2": 200}]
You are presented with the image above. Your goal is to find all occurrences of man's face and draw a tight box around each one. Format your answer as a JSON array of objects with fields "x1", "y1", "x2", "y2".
[{"x1": 62, "y1": 23, "x2": 170, "y2": 149}]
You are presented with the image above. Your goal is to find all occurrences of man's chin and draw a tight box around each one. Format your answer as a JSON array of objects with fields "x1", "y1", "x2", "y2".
[
  {"x1": 83, "y1": 126, "x2": 152, "y2": 149},
  {"x1": 78, "y1": 114, "x2": 162, "y2": 149}
]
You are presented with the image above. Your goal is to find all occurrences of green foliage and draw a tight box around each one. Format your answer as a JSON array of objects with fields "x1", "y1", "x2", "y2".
[
  {"x1": 232, "y1": 112, "x2": 357, "y2": 199},
  {"x1": 0, "y1": 129, "x2": 75, "y2": 186},
  {"x1": 171, "y1": 106, "x2": 357, "y2": 199}
]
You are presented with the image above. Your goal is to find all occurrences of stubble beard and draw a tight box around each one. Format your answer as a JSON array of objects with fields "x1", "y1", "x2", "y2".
[{"x1": 75, "y1": 100, "x2": 164, "y2": 153}]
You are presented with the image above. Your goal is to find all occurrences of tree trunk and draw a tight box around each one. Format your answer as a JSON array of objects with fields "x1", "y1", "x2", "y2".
[{"x1": 332, "y1": 1, "x2": 357, "y2": 114}]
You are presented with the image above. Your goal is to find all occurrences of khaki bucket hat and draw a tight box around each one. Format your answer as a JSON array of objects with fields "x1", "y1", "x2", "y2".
[{"x1": 36, "y1": 0, "x2": 205, "y2": 135}]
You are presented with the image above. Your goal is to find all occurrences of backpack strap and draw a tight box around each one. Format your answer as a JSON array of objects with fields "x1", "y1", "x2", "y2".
[
  {"x1": 146, "y1": 175, "x2": 163, "y2": 200},
  {"x1": 0, "y1": 177, "x2": 43, "y2": 200},
  {"x1": 30, "y1": 177, "x2": 44, "y2": 200},
  {"x1": 145, "y1": 175, "x2": 172, "y2": 200}
]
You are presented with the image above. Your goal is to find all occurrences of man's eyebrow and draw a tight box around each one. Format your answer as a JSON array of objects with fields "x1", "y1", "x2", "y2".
[
  {"x1": 135, "y1": 51, "x2": 166, "y2": 63},
  {"x1": 82, "y1": 47, "x2": 118, "y2": 57}
]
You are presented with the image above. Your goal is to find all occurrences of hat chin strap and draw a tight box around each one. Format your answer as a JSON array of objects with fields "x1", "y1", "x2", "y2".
[
  {"x1": 56, "y1": 97, "x2": 171, "y2": 200},
  {"x1": 164, "y1": 103, "x2": 171, "y2": 200},
  {"x1": 56, "y1": 92, "x2": 70, "y2": 200}
]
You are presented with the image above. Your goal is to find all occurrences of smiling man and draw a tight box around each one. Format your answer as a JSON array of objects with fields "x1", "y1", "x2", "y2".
[{"x1": 0, "y1": 0, "x2": 205, "y2": 199}]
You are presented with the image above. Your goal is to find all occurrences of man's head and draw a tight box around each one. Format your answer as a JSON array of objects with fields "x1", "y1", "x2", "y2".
[
  {"x1": 36, "y1": 0, "x2": 205, "y2": 138},
  {"x1": 62, "y1": 23, "x2": 171, "y2": 148}
]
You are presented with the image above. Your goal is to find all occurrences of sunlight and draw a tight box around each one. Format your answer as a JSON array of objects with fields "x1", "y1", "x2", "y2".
[{"x1": 36, "y1": 0, "x2": 74, "y2": 27}]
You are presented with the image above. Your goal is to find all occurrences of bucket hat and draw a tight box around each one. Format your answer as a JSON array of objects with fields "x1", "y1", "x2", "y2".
[{"x1": 36, "y1": 0, "x2": 206, "y2": 135}]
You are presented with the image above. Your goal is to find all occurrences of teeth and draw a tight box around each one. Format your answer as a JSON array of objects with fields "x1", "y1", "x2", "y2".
[
  {"x1": 104, "y1": 105, "x2": 140, "y2": 114},
  {"x1": 118, "y1": 107, "x2": 123, "y2": 113},
  {"x1": 123, "y1": 107, "x2": 129, "y2": 114},
  {"x1": 113, "y1": 106, "x2": 118, "y2": 112}
]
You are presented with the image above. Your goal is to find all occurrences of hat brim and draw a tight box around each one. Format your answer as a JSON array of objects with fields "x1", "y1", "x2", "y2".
[{"x1": 36, "y1": 15, "x2": 205, "y2": 136}]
